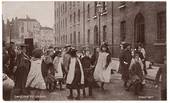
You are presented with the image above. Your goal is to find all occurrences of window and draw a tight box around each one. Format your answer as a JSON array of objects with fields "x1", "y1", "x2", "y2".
[
  {"x1": 21, "y1": 26, "x2": 24, "y2": 33},
  {"x1": 65, "y1": 2, "x2": 67, "y2": 12},
  {"x1": 87, "y1": 4, "x2": 90, "y2": 18},
  {"x1": 103, "y1": 25, "x2": 107, "y2": 42},
  {"x1": 73, "y1": 2, "x2": 75, "y2": 7},
  {"x1": 134, "y1": 13, "x2": 145, "y2": 44},
  {"x1": 70, "y1": 33, "x2": 72, "y2": 44},
  {"x1": 66, "y1": 35, "x2": 67, "y2": 43},
  {"x1": 78, "y1": 9, "x2": 80, "y2": 22},
  {"x1": 94, "y1": 25, "x2": 99, "y2": 45},
  {"x1": 74, "y1": 12, "x2": 76, "y2": 23},
  {"x1": 119, "y1": 1, "x2": 126, "y2": 9},
  {"x1": 94, "y1": 2, "x2": 97, "y2": 16},
  {"x1": 88, "y1": 29, "x2": 90, "y2": 43},
  {"x1": 78, "y1": 32, "x2": 80, "y2": 43},
  {"x1": 65, "y1": 18, "x2": 67, "y2": 28},
  {"x1": 70, "y1": 2, "x2": 72, "y2": 9},
  {"x1": 74, "y1": 31, "x2": 76, "y2": 44},
  {"x1": 157, "y1": 11, "x2": 166, "y2": 41},
  {"x1": 120, "y1": 21, "x2": 126, "y2": 41},
  {"x1": 102, "y1": 2, "x2": 107, "y2": 12},
  {"x1": 70, "y1": 14, "x2": 72, "y2": 23}
]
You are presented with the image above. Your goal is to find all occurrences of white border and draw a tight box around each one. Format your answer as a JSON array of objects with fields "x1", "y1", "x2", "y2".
[{"x1": 0, "y1": 0, "x2": 169, "y2": 103}]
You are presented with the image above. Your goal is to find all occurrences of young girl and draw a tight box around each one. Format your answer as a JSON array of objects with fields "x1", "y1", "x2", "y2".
[
  {"x1": 66, "y1": 48, "x2": 84, "y2": 100},
  {"x1": 81, "y1": 50, "x2": 93, "y2": 97},
  {"x1": 126, "y1": 53, "x2": 145, "y2": 95},
  {"x1": 93, "y1": 43, "x2": 112, "y2": 90},
  {"x1": 53, "y1": 51, "x2": 64, "y2": 90},
  {"x1": 25, "y1": 48, "x2": 46, "y2": 100}
]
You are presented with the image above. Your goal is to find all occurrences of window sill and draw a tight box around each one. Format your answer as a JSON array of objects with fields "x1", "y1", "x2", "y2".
[
  {"x1": 154, "y1": 42, "x2": 166, "y2": 46},
  {"x1": 92, "y1": 16, "x2": 97, "y2": 19},
  {"x1": 118, "y1": 5, "x2": 126, "y2": 9},
  {"x1": 87, "y1": 18, "x2": 90, "y2": 21},
  {"x1": 101, "y1": 11, "x2": 108, "y2": 16}
]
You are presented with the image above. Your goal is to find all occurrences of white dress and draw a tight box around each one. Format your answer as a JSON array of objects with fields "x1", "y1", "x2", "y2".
[
  {"x1": 53, "y1": 56, "x2": 63, "y2": 79},
  {"x1": 25, "y1": 58, "x2": 46, "y2": 89},
  {"x1": 94, "y1": 52, "x2": 112, "y2": 83}
]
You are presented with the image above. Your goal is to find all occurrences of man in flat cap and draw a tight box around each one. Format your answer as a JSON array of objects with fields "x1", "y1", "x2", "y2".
[{"x1": 14, "y1": 44, "x2": 31, "y2": 95}]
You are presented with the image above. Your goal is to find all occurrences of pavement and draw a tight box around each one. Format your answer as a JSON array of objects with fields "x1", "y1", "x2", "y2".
[
  {"x1": 11, "y1": 73, "x2": 161, "y2": 101},
  {"x1": 110, "y1": 58, "x2": 160, "y2": 81},
  {"x1": 43, "y1": 73, "x2": 160, "y2": 100},
  {"x1": 9, "y1": 58, "x2": 161, "y2": 101}
]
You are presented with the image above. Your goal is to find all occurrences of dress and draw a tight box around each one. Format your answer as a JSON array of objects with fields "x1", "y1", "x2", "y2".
[
  {"x1": 66, "y1": 57, "x2": 84, "y2": 89},
  {"x1": 81, "y1": 56, "x2": 93, "y2": 87},
  {"x1": 25, "y1": 58, "x2": 46, "y2": 90},
  {"x1": 53, "y1": 56, "x2": 63, "y2": 79},
  {"x1": 94, "y1": 52, "x2": 112, "y2": 83}
]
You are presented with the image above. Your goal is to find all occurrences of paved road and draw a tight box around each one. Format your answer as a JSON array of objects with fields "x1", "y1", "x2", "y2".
[
  {"x1": 10, "y1": 59, "x2": 161, "y2": 101},
  {"x1": 38, "y1": 73, "x2": 160, "y2": 101}
]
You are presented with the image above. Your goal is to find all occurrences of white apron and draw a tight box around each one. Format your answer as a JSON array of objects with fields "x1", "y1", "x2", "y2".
[
  {"x1": 66, "y1": 58, "x2": 84, "y2": 84},
  {"x1": 94, "y1": 52, "x2": 112, "y2": 83},
  {"x1": 53, "y1": 57, "x2": 63, "y2": 79},
  {"x1": 25, "y1": 58, "x2": 46, "y2": 89}
]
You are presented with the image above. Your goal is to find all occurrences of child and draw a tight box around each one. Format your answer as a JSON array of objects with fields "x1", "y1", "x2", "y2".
[
  {"x1": 81, "y1": 50, "x2": 93, "y2": 97},
  {"x1": 126, "y1": 53, "x2": 144, "y2": 95},
  {"x1": 53, "y1": 51, "x2": 64, "y2": 90},
  {"x1": 66, "y1": 48, "x2": 84, "y2": 100}
]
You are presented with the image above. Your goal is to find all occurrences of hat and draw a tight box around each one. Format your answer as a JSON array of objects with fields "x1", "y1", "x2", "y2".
[
  {"x1": 64, "y1": 44, "x2": 71, "y2": 48},
  {"x1": 70, "y1": 48, "x2": 77, "y2": 57},
  {"x1": 20, "y1": 44, "x2": 28, "y2": 47},
  {"x1": 32, "y1": 48, "x2": 43, "y2": 58},
  {"x1": 123, "y1": 43, "x2": 130, "y2": 49},
  {"x1": 101, "y1": 42, "x2": 109, "y2": 49}
]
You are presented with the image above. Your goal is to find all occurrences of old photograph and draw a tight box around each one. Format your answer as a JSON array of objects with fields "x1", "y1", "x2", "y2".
[{"x1": 2, "y1": 1, "x2": 166, "y2": 101}]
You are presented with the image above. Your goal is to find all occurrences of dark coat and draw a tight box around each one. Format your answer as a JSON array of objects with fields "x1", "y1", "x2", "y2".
[
  {"x1": 120, "y1": 49, "x2": 132, "y2": 82},
  {"x1": 15, "y1": 53, "x2": 31, "y2": 89},
  {"x1": 66, "y1": 58, "x2": 83, "y2": 89},
  {"x1": 81, "y1": 56, "x2": 93, "y2": 87}
]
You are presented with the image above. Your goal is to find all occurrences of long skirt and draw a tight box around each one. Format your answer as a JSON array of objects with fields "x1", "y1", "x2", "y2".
[
  {"x1": 15, "y1": 66, "x2": 30, "y2": 89},
  {"x1": 66, "y1": 70, "x2": 82, "y2": 89}
]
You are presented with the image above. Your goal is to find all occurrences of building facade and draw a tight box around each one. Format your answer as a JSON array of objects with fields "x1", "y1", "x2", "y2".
[
  {"x1": 55, "y1": 1, "x2": 166, "y2": 63},
  {"x1": 40, "y1": 27, "x2": 55, "y2": 48}
]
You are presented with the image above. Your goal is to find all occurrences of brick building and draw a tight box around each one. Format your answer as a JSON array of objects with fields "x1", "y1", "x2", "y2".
[{"x1": 54, "y1": 1, "x2": 166, "y2": 63}]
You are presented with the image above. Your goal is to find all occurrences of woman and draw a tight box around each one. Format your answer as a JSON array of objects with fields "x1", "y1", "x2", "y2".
[
  {"x1": 66, "y1": 48, "x2": 84, "y2": 100},
  {"x1": 25, "y1": 48, "x2": 46, "y2": 100},
  {"x1": 93, "y1": 43, "x2": 112, "y2": 90},
  {"x1": 81, "y1": 50, "x2": 93, "y2": 97}
]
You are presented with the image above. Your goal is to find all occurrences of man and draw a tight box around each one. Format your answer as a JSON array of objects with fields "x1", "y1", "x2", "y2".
[
  {"x1": 7, "y1": 42, "x2": 16, "y2": 79},
  {"x1": 120, "y1": 43, "x2": 132, "y2": 88},
  {"x1": 15, "y1": 44, "x2": 31, "y2": 95}
]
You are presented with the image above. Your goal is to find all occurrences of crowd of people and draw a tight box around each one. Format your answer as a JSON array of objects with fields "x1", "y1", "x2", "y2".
[{"x1": 3, "y1": 40, "x2": 166, "y2": 100}]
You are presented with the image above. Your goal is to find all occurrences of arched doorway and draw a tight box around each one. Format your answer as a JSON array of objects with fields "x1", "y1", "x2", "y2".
[
  {"x1": 94, "y1": 25, "x2": 99, "y2": 46},
  {"x1": 134, "y1": 13, "x2": 145, "y2": 46}
]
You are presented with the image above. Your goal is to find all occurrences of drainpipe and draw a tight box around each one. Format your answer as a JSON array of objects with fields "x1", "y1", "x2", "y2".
[{"x1": 111, "y1": 2, "x2": 114, "y2": 57}]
